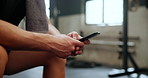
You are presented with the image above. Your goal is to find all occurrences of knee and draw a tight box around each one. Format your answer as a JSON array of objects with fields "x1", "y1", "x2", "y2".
[
  {"x1": 0, "y1": 45, "x2": 8, "y2": 61},
  {"x1": 0, "y1": 46, "x2": 9, "y2": 75},
  {"x1": 45, "y1": 55, "x2": 67, "y2": 66}
]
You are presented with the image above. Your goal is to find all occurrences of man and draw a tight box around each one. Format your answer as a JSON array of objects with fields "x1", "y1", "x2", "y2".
[{"x1": 0, "y1": 0, "x2": 89, "y2": 78}]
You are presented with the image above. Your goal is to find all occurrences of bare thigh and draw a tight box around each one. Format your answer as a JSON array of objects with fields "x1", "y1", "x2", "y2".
[{"x1": 5, "y1": 50, "x2": 57, "y2": 75}]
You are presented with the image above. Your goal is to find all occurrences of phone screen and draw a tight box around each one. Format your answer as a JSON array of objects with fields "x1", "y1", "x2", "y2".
[{"x1": 79, "y1": 32, "x2": 100, "y2": 42}]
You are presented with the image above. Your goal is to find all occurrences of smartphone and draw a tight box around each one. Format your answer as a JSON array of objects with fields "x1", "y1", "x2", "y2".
[{"x1": 79, "y1": 32, "x2": 100, "y2": 42}]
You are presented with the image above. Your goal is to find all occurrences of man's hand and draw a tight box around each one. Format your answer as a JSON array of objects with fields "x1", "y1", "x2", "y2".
[
  {"x1": 67, "y1": 31, "x2": 90, "y2": 56},
  {"x1": 45, "y1": 34, "x2": 84, "y2": 58}
]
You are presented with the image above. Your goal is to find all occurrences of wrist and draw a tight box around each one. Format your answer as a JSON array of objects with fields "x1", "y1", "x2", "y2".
[{"x1": 32, "y1": 33, "x2": 52, "y2": 51}]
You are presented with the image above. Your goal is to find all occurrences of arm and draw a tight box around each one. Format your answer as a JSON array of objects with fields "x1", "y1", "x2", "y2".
[
  {"x1": 0, "y1": 20, "x2": 84, "y2": 58},
  {"x1": 0, "y1": 20, "x2": 49, "y2": 51},
  {"x1": 46, "y1": 17, "x2": 60, "y2": 35}
]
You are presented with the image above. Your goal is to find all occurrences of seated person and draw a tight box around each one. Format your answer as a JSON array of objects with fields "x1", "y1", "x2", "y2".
[{"x1": 0, "y1": 0, "x2": 89, "y2": 78}]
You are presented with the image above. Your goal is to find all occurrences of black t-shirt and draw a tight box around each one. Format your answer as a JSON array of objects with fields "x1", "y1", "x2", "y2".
[{"x1": 0, "y1": 0, "x2": 26, "y2": 25}]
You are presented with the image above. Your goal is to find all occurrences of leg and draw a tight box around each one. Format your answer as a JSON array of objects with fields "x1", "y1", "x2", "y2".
[
  {"x1": 5, "y1": 51, "x2": 66, "y2": 78},
  {"x1": 0, "y1": 46, "x2": 8, "y2": 78}
]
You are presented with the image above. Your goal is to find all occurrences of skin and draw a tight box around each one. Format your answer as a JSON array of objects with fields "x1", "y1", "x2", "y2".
[{"x1": 0, "y1": 19, "x2": 89, "y2": 78}]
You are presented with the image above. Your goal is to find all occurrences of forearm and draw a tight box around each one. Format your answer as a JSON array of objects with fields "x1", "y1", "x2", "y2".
[
  {"x1": 0, "y1": 20, "x2": 50, "y2": 51},
  {"x1": 48, "y1": 23, "x2": 60, "y2": 35},
  {"x1": 46, "y1": 17, "x2": 61, "y2": 35}
]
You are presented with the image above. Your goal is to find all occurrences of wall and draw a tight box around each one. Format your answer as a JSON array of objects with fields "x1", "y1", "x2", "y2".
[
  {"x1": 58, "y1": 7, "x2": 148, "y2": 68},
  {"x1": 128, "y1": 7, "x2": 148, "y2": 68}
]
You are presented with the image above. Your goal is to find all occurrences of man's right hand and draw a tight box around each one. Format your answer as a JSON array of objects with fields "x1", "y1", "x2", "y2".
[{"x1": 44, "y1": 34, "x2": 84, "y2": 58}]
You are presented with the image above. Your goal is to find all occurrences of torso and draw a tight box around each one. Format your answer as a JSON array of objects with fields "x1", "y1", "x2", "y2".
[{"x1": 0, "y1": 0, "x2": 26, "y2": 25}]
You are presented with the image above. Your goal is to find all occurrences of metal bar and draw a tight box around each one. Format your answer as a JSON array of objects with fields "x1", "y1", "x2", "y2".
[
  {"x1": 123, "y1": 0, "x2": 129, "y2": 72},
  {"x1": 128, "y1": 53, "x2": 139, "y2": 70},
  {"x1": 90, "y1": 40, "x2": 135, "y2": 47},
  {"x1": 102, "y1": 0, "x2": 104, "y2": 23}
]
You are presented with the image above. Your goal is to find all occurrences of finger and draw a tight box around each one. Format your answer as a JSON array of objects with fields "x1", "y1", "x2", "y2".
[
  {"x1": 71, "y1": 32, "x2": 79, "y2": 39},
  {"x1": 67, "y1": 33, "x2": 72, "y2": 37},
  {"x1": 67, "y1": 31, "x2": 76, "y2": 37},
  {"x1": 83, "y1": 40, "x2": 90, "y2": 44},
  {"x1": 71, "y1": 51, "x2": 77, "y2": 56},
  {"x1": 76, "y1": 47, "x2": 80, "y2": 51},
  {"x1": 75, "y1": 50, "x2": 83, "y2": 55},
  {"x1": 67, "y1": 31, "x2": 77, "y2": 37},
  {"x1": 71, "y1": 47, "x2": 79, "y2": 56},
  {"x1": 71, "y1": 47, "x2": 83, "y2": 56},
  {"x1": 72, "y1": 39, "x2": 84, "y2": 47},
  {"x1": 78, "y1": 35, "x2": 83, "y2": 40}
]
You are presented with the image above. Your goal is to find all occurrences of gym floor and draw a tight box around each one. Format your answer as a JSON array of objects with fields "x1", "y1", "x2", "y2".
[{"x1": 3, "y1": 66, "x2": 148, "y2": 78}]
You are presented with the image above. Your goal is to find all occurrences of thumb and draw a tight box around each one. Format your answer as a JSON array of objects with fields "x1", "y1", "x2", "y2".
[{"x1": 72, "y1": 39, "x2": 84, "y2": 47}]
